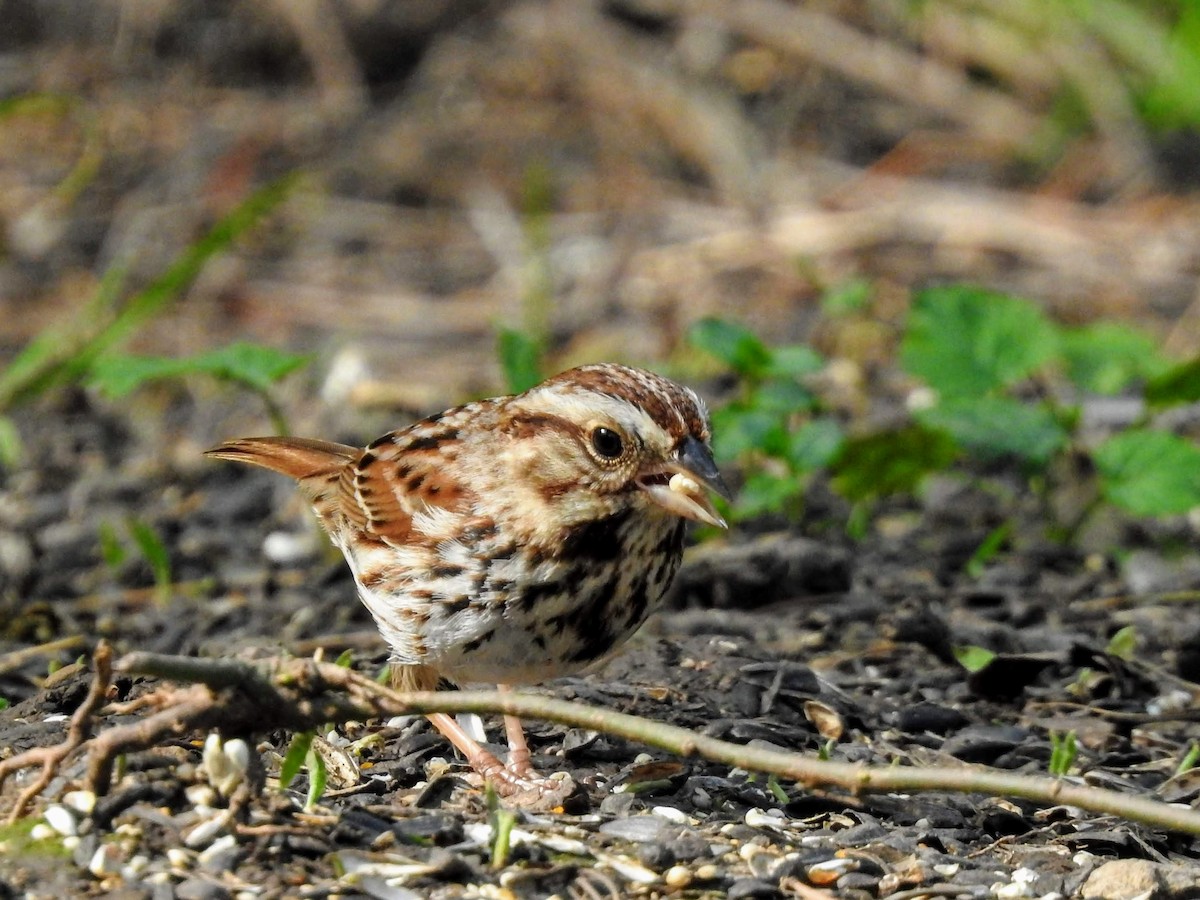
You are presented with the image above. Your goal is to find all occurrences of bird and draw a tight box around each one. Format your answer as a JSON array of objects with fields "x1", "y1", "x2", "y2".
[{"x1": 206, "y1": 363, "x2": 729, "y2": 795}]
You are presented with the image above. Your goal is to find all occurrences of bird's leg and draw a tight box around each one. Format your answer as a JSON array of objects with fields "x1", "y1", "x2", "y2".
[
  {"x1": 497, "y1": 684, "x2": 539, "y2": 780},
  {"x1": 425, "y1": 712, "x2": 540, "y2": 794},
  {"x1": 391, "y1": 664, "x2": 539, "y2": 794}
]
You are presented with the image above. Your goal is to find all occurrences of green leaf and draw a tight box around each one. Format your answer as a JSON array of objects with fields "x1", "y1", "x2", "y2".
[
  {"x1": 1049, "y1": 731, "x2": 1077, "y2": 777},
  {"x1": 1061, "y1": 323, "x2": 1170, "y2": 395},
  {"x1": 333, "y1": 649, "x2": 354, "y2": 668},
  {"x1": 767, "y1": 344, "x2": 824, "y2": 378},
  {"x1": 687, "y1": 318, "x2": 772, "y2": 377},
  {"x1": 126, "y1": 518, "x2": 171, "y2": 602},
  {"x1": 732, "y1": 470, "x2": 802, "y2": 520},
  {"x1": 89, "y1": 343, "x2": 311, "y2": 399},
  {"x1": 280, "y1": 731, "x2": 315, "y2": 789},
  {"x1": 954, "y1": 645, "x2": 997, "y2": 673},
  {"x1": 787, "y1": 418, "x2": 844, "y2": 472},
  {"x1": 97, "y1": 522, "x2": 126, "y2": 569},
  {"x1": 496, "y1": 327, "x2": 543, "y2": 394},
  {"x1": 831, "y1": 425, "x2": 959, "y2": 502},
  {"x1": 0, "y1": 415, "x2": 23, "y2": 469},
  {"x1": 1145, "y1": 355, "x2": 1200, "y2": 407},
  {"x1": 304, "y1": 745, "x2": 328, "y2": 810},
  {"x1": 966, "y1": 521, "x2": 1014, "y2": 578},
  {"x1": 917, "y1": 396, "x2": 1068, "y2": 465},
  {"x1": 901, "y1": 286, "x2": 1059, "y2": 398},
  {"x1": 1106, "y1": 625, "x2": 1137, "y2": 661},
  {"x1": 0, "y1": 697, "x2": 8, "y2": 710},
  {"x1": 710, "y1": 404, "x2": 789, "y2": 462},
  {"x1": 1094, "y1": 428, "x2": 1200, "y2": 516},
  {"x1": 749, "y1": 377, "x2": 816, "y2": 414}
]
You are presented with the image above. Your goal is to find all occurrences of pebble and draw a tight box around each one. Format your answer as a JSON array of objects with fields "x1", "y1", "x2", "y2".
[
  {"x1": 664, "y1": 865, "x2": 692, "y2": 888},
  {"x1": 726, "y1": 877, "x2": 782, "y2": 899},
  {"x1": 43, "y1": 804, "x2": 78, "y2": 837},
  {"x1": 597, "y1": 816, "x2": 664, "y2": 843},
  {"x1": 197, "y1": 833, "x2": 241, "y2": 871},
  {"x1": 175, "y1": 877, "x2": 232, "y2": 900},
  {"x1": 87, "y1": 844, "x2": 123, "y2": 878},
  {"x1": 63, "y1": 789, "x2": 97, "y2": 815},
  {"x1": 651, "y1": 805, "x2": 691, "y2": 824}
]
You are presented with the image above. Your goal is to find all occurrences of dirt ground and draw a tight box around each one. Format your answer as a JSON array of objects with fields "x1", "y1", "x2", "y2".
[{"x1": 4, "y1": 3, "x2": 1200, "y2": 898}]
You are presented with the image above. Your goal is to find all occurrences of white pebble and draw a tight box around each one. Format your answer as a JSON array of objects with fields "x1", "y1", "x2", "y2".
[
  {"x1": 651, "y1": 806, "x2": 691, "y2": 824},
  {"x1": 63, "y1": 790, "x2": 96, "y2": 815},
  {"x1": 186, "y1": 784, "x2": 218, "y2": 810},
  {"x1": 744, "y1": 807, "x2": 785, "y2": 828},
  {"x1": 62, "y1": 836, "x2": 80, "y2": 852},
  {"x1": 167, "y1": 847, "x2": 192, "y2": 869},
  {"x1": 88, "y1": 844, "x2": 122, "y2": 878},
  {"x1": 198, "y1": 833, "x2": 240, "y2": 870},
  {"x1": 664, "y1": 865, "x2": 692, "y2": 888},
  {"x1": 43, "y1": 805, "x2": 78, "y2": 836},
  {"x1": 263, "y1": 530, "x2": 318, "y2": 564},
  {"x1": 29, "y1": 823, "x2": 56, "y2": 842},
  {"x1": 123, "y1": 854, "x2": 150, "y2": 878},
  {"x1": 184, "y1": 815, "x2": 228, "y2": 848},
  {"x1": 695, "y1": 863, "x2": 721, "y2": 881}
]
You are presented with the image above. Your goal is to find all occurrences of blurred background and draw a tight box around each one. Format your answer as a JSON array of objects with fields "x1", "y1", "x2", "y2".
[{"x1": 3, "y1": 0, "x2": 1200, "y2": 414}]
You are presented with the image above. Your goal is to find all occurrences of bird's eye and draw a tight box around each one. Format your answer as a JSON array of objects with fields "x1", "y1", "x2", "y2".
[{"x1": 590, "y1": 426, "x2": 624, "y2": 459}]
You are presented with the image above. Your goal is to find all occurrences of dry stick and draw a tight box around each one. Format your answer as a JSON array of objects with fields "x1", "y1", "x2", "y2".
[
  {"x1": 0, "y1": 634, "x2": 88, "y2": 676},
  {"x1": 0, "y1": 641, "x2": 113, "y2": 823},
  {"x1": 119, "y1": 652, "x2": 1200, "y2": 836}
]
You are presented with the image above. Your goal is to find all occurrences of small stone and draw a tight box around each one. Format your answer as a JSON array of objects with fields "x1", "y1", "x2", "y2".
[
  {"x1": 167, "y1": 848, "x2": 192, "y2": 868},
  {"x1": 664, "y1": 865, "x2": 692, "y2": 889},
  {"x1": 695, "y1": 863, "x2": 721, "y2": 881},
  {"x1": 88, "y1": 844, "x2": 122, "y2": 878},
  {"x1": 727, "y1": 877, "x2": 782, "y2": 899},
  {"x1": 197, "y1": 833, "x2": 240, "y2": 871},
  {"x1": 63, "y1": 790, "x2": 97, "y2": 815},
  {"x1": 43, "y1": 805, "x2": 78, "y2": 837},
  {"x1": 651, "y1": 805, "x2": 691, "y2": 824},
  {"x1": 175, "y1": 876, "x2": 232, "y2": 900}
]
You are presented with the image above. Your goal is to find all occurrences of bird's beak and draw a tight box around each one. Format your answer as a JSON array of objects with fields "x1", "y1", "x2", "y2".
[{"x1": 637, "y1": 435, "x2": 731, "y2": 529}]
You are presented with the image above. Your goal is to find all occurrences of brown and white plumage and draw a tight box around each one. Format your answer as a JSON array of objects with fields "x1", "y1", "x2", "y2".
[{"x1": 207, "y1": 363, "x2": 728, "y2": 793}]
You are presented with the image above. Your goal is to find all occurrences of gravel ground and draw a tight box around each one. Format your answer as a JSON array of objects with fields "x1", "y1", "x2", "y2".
[{"x1": 3, "y1": 392, "x2": 1200, "y2": 899}]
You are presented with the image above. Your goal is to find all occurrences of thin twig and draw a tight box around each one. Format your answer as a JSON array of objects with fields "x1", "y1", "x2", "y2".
[
  {"x1": 0, "y1": 641, "x2": 113, "y2": 822},
  {"x1": 116, "y1": 651, "x2": 1200, "y2": 836}
]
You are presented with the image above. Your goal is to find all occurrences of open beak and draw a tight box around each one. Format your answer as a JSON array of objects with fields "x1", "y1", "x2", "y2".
[{"x1": 637, "y1": 435, "x2": 731, "y2": 529}]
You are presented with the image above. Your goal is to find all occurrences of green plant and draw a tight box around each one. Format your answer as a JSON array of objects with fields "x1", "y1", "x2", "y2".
[
  {"x1": 1049, "y1": 731, "x2": 1078, "y2": 777},
  {"x1": 280, "y1": 730, "x2": 328, "y2": 811},
  {"x1": 99, "y1": 518, "x2": 173, "y2": 605},
  {"x1": 687, "y1": 317, "x2": 838, "y2": 521},
  {"x1": 88, "y1": 342, "x2": 310, "y2": 435}
]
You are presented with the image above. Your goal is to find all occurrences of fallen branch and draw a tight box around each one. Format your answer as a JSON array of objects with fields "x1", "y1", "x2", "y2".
[
  {"x1": 116, "y1": 650, "x2": 1200, "y2": 836},
  {"x1": 0, "y1": 641, "x2": 113, "y2": 822}
]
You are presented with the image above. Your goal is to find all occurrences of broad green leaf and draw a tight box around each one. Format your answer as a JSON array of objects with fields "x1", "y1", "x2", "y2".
[
  {"x1": 280, "y1": 731, "x2": 315, "y2": 788},
  {"x1": 901, "y1": 286, "x2": 1059, "y2": 398},
  {"x1": 831, "y1": 425, "x2": 959, "y2": 502},
  {"x1": 687, "y1": 318, "x2": 772, "y2": 377},
  {"x1": 917, "y1": 396, "x2": 1068, "y2": 465},
  {"x1": 787, "y1": 418, "x2": 844, "y2": 472},
  {"x1": 749, "y1": 377, "x2": 816, "y2": 414},
  {"x1": 732, "y1": 470, "x2": 801, "y2": 520},
  {"x1": 1061, "y1": 323, "x2": 1170, "y2": 395},
  {"x1": 89, "y1": 343, "x2": 310, "y2": 398},
  {"x1": 767, "y1": 344, "x2": 824, "y2": 378},
  {"x1": 954, "y1": 645, "x2": 997, "y2": 673},
  {"x1": 1145, "y1": 355, "x2": 1200, "y2": 407},
  {"x1": 1094, "y1": 428, "x2": 1200, "y2": 516},
  {"x1": 710, "y1": 404, "x2": 789, "y2": 461},
  {"x1": 496, "y1": 327, "x2": 543, "y2": 394}
]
